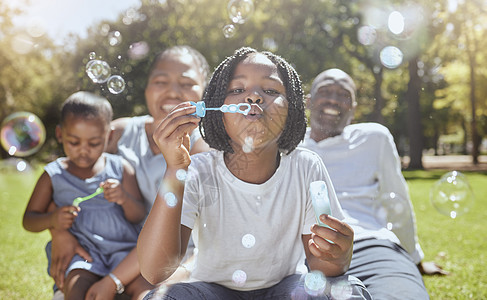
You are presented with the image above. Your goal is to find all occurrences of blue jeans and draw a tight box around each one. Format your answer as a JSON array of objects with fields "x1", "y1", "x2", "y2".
[
  {"x1": 346, "y1": 239, "x2": 429, "y2": 300},
  {"x1": 143, "y1": 273, "x2": 371, "y2": 300}
]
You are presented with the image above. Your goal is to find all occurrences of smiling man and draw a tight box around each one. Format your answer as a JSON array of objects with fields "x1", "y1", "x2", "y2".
[{"x1": 301, "y1": 68, "x2": 446, "y2": 299}]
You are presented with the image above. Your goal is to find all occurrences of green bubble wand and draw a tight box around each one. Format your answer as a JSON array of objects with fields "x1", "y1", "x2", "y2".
[{"x1": 72, "y1": 187, "x2": 104, "y2": 207}]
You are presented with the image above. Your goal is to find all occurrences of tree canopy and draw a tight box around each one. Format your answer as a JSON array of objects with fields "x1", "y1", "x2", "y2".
[{"x1": 1, "y1": 0, "x2": 485, "y2": 166}]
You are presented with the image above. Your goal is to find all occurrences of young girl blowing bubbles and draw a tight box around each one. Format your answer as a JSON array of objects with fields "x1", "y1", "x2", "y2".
[{"x1": 137, "y1": 47, "x2": 372, "y2": 299}]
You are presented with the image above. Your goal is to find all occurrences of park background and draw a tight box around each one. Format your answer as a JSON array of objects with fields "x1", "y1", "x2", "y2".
[{"x1": 1, "y1": 0, "x2": 486, "y2": 299}]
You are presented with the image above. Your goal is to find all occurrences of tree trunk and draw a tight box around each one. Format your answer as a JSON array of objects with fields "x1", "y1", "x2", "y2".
[
  {"x1": 405, "y1": 57, "x2": 424, "y2": 169},
  {"x1": 461, "y1": 118, "x2": 468, "y2": 155},
  {"x1": 369, "y1": 68, "x2": 385, "y2": 124},
  {"x1": 467, "y1": 45, "x2": 479, "y2": 164}
]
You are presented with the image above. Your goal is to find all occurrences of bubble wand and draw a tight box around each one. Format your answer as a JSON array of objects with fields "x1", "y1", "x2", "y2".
[
  {"x1": 72, "y1": 187, "x2": 104, "y2": 207},
  {"x1": 190, "y1": 101, "x2": 251, "y2": 117}
]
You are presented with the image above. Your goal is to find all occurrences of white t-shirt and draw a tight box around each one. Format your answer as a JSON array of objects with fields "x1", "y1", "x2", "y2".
[
  {"x1": 301, "y1": 123, "x2": 424, "y2": 264},
  {"x1": 181, "y1": 148, "x2": 345, "y2": 291}
]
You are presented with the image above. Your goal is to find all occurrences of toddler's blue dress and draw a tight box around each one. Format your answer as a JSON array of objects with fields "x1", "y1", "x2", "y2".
[{"x1": 45, "y1": 153, "x2": 141, "y2": 277}]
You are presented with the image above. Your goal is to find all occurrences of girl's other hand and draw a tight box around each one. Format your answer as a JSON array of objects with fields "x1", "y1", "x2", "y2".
[
  {"x1": 50, "y1": 206, "x2": 79, "y2": 230},
  {"x1": 309, "y1": 214, "x2": 354, "y2": 269}
]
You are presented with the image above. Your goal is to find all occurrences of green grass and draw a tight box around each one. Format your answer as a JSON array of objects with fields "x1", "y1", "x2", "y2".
[
  {"x1": 404, "y1": 169, "x2": 487, "y2": 300},
  {"x1": 0, "y1": 163, "x2": 52, "y2": 299},
  {"x1": 1, "y1": 163, "x2": 486, "y2": 299}
]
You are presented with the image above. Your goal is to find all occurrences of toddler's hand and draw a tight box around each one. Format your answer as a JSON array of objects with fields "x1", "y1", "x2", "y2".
[
  {"x1": 101, "y1": 179, "x2": 125, "y2": 205},
  {"x1": 50, "y1": 206, "x2": 79, "y2": 230}
]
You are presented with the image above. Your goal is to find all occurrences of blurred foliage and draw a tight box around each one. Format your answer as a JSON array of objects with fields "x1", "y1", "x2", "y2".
[{"x1": 1, "y1": 0, "x2": 486, "y2": 163}]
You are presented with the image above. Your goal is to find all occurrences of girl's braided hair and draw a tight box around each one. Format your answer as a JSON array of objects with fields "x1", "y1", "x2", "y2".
[{"x1": 200, "y1": 47, "x2": 306, "y2": 154}]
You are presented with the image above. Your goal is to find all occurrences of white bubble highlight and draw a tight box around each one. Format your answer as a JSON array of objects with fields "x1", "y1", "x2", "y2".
[
  {"x1": 380, "y1": 46, "x2": 403, "y2": 69},
  {"x1": 388, "y1": 11, "x2": 405, "y2": 35},
  {"x1": 304, "y1": 271, "x2": 326, "y2": 296},
  {"x1": 241, "y1": 234, "x2": 256, "y2": 248},
  {"x1": 164, "y1": 192, "x2": 178, "y2": 207},
  {"x1": 357, "y1": 25, "x2": 377, "y2": 46},
  {"x1": 176, "y1": 169, "x2": 188, "y2": 181},
  {"x1": 232, "y1": 270, "x2": 247, "y2": 287},
  {"x1": 330, "y1": 279, "x2": 353, "y2": 300}
]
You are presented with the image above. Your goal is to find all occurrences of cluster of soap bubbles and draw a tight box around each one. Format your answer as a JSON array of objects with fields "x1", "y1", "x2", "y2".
[
  {"x1": 85, "y1": 52, "x2": 126, "y2": 94},
  {"x1": 430, "y1": 171, "x2": 474, "y2": 219},
  {"x1": 358, "y1": 5, "x2": 425, "y2": 69},
  {"x1": 223, "y1": 0, "x2": 255, "y2": 38},
  {"x1": 292, "y1": 271, "x2": 353, "y2": 299}
]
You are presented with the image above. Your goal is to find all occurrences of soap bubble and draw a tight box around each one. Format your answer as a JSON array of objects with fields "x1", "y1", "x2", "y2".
[
  {"x1": 430, "y1": 171, "x2": 473, "y2": 219},
  {"x1": 26, "y1": 17, "x2": 47, "y2": 38},
  {"x1": 380, "y1": 46, "x2": 403, "y2": 69},
  {"x1": 176, "y1": 169, "x2": 188, "y2": 181},
  {"x1": 108, "y1": 31, "x2": 122, "y2": 46},
  {"x1": 388, "y1": 11, "x2": 405, "y2": 35},
  {"x1": 11, "y1": 33, "x2": 34, "y2": 54},
  {"x1": 241, "y1": 233, "x2": 256, "y2": 248},
  {"x1": 128, "y1": 41, "x2": 150, "y2": 60},
  {"x1": 374, "y1": 192, "x2": 409, "y2": 231},
  {"x1": 86, "y1": 60, "x2": 111, "y2": 83},
  {"x1": 107, "y1": 75, "x2": 126, "y2": 94},
  {"x1": 357, "y1": 25, "x2": 377, "y2": 46},
  {"x1": 89, "y1": 52, "x2": 96, "y2": 60},
  {"x1": 223, "y1": 24, "x2": 236, "y2": 38},
  {"x1": 242, "y1": 136, "x2": 254, "y2": 153},
  {"x1": 304, "y1": 270, "x2": 326, "y2": 296},
  {"x1": 0, "y1": 158, "x2": 33, "y2": 174},
  {"x1": 232, "y1": 270, "x2": 247, "y2": 287},
  {"x1": 1, "y1": 112, "x2": 46, "y2": 157},
  {"x1": 164, "y1": 192, "x2": 178, "y2": 207},
  {"x1": 227, "y1": 0, "x2": 254, "y2": 24},
  {"x1": 330, "y1": 279, "x2": 353, "y2": 300},
  {"x1": 16, "y1": 160, "x2": 28, "y2": 172}
]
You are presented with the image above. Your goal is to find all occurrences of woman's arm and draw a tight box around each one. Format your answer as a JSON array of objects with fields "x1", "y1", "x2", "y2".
[
  {"x1": 137, "y1": 169, "x2": 191, "y2": 284},
  {"x1": 138, "y1": 103, "x2": 199, "y2": 284},
  {"x1": 106, "y1": 117, "x2": 131, "y2": 154}
]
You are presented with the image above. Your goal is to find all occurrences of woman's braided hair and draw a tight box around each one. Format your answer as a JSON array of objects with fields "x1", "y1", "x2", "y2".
[{"x1": 200, "y1": 47, "x2": 306, "y2": 154}]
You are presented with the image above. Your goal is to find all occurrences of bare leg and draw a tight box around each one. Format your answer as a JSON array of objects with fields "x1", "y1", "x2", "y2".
[{"x1": 64, "y1": 269, "x2": 101, "y2": 300}]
